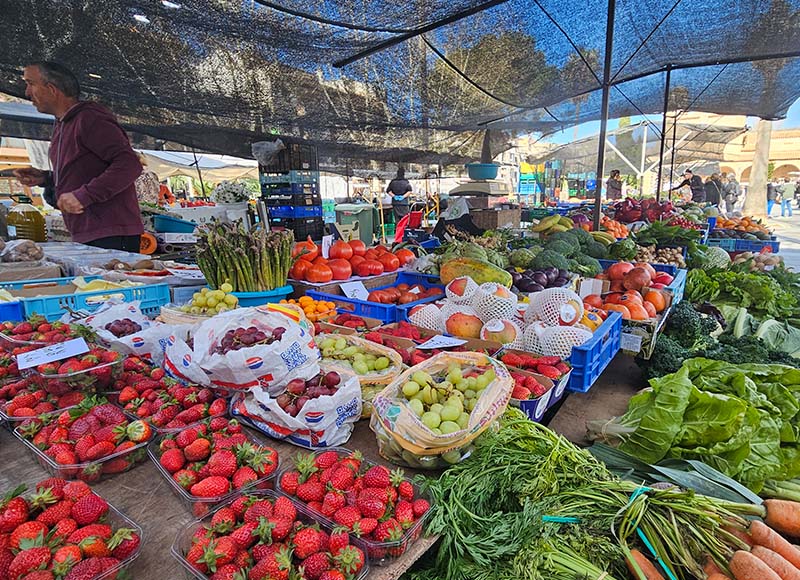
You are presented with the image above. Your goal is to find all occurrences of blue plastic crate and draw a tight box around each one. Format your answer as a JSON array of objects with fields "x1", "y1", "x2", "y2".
[
  {"x1": 269, "y1": 205, "x2": 322, "y2": 218},
  {"x1": 706, "y1": 238, "x2": 737, "y2": 251},
  {"x1": 0, "y1": 276, "x2": 171, "y2": 321},
  {"x1": 307, "y1": 280, "x2": 444, "y2": 324},
  {"x1": 231, "y1": 285, "x2": 293, "y2": 307},
  {"x1": 395, "y1": 271, "x2": 442, "y2": 286},
  {"x1": 153, "y1": 215, "x2": 197, "y2": 233},
  {"x1": 419, "y1": 238, "x2": 441, "y2": 249},
  {"x1": 0, "y1": 301, "x2": 24, "y2": 323},
  {"x1": 734, "y1": 239, "x2": 780, "y2": 253},
  {"x1": 567, "y1": 311, "x2": 622, "y2": 393}
]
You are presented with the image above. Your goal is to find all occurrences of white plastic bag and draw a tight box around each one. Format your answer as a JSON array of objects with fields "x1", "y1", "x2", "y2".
[
  {"x1": 192, "y1": 307, "x2": 320, "y2": 394},
  {"x1": 163, "y1": 332, "x2": 210, "y2": 386},
  {"x1": 230, "y1": 366, "x2": 361, "y2": 448}
]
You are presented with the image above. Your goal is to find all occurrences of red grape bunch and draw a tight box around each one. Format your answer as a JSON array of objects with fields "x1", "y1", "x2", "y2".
[
  {"x1": 276, "y1": 371, "x2": 342, "y2": 417},
  {"x1": 214, "y1": 326, "x2": 286, "y2": 355},
  {"x1": 104, "y1": 318, "x2": 143, "y2": 338}
]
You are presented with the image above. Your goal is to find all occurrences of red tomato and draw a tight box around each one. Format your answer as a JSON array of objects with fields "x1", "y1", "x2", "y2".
[
  {"x1": 394, "y1": 248, "x2": 415, "y2": 266},
  {"x1": 329, "y1": 240, "x2": 354, "y2": 261},
  {"x1": 327, "y1": 259, "x2": 352, "y2": 280},
  {"x1": 379, "y1": 253, "x2": 400, "y2": 272},
  {"x1": 292, "y1": 236, "x2": 319, "y2": 262},
  {"x1": 306, "y1": 263, "x2": 333, "y2": 283},
  {"x1": 348, "y1": 240, "x2": 367, "y2": 257},
  {"x1": 355, "y1": 260, "x2": 384, "y2": 277},
  {"x1": 312, "y1": 256, "x2": 328, "y2": 266},
  {"x1": 290, "y1": 259, "x2": 311, "y2": 281},
  {"x1": 363, "y1": 249, "x2": 379, "y2": 261},
  {"x1": 349, "y1": 255, "x2": 366, "y2": 269}
]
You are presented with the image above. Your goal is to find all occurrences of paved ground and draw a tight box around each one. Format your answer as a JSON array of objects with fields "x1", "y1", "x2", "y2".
[{"x1": 766, "y1": 214, "x2": 800, "y2": 271}]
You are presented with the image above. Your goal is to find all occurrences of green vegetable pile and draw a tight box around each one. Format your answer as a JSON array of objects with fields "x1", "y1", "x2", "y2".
[
  {"x1": 532, "y1": 229, "x2": 602, "y2": 276},
  {"x1": 593, "y1": 359, "x2": 800, "y2": 492},
  {"x1": 686, "y1": 268, "x2": 798, "y2": 319},
  {"x1": 195, "y1": 221, "x2": 294, "y2": 292},
  {"x1": 634, "y1": 221, "x2": 702, "y2": 247}
]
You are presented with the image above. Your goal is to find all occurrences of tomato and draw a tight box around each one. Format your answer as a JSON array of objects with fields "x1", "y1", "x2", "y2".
[
  {"x1": 368, "y1": 290, "x2": 390, "y2": 303},
  {"x1": 306, "y1": 263, "x2": 333, "y2": 283},
  {"x1": 329, "y1": 240, "x2": 354, "y2": 261},
  {"x1": 394, "y1": 248, "x2": 415, "y2": 266},
  {"x1": 349, "y1": 255, "x2": 366, "y2": 269},
  {"x1": 312, "y1": 256, "x2": 328, "y2": 266},
  {"x1": 290, "y1": 259, "x2": 311, "y2": 281},
  {"x1": 383, "y1": 287, "x2": 401, "y2": 302},
  {"x1": 397, "y1": 292, "x2": 417, "y2": 304},
  {"x1": 583, "y1": 294, "x2": 604, "y2": 309},
  {"x1": 327, "y1": 259, "x2": 352, "y2": 280},
  {"x1": 379, "y1": 253, "x2": 400, "y2": 272},
  {"x1": 363, "y1": 249, "x2": 379, "y2": 261},
  {"x1": 373, "y1": 245, "x2": 389, "y2": 255},
  {"x1": 348, "y1": 240, "x2": 367, "y2": 257},
  {"x1": 292, "y1": 236, "x2": 319, "y2": 262},
  {"x1": 354, "y1": 260, "x2": 384, "y2": 277}
]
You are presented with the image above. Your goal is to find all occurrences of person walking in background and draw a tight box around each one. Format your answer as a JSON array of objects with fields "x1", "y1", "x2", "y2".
[
  {"x1": 387, "y1": 167, "x2": 413, "y2": 222},
  {"x1": 767, "y1": 181, "x2": 779, "y2": 216},
  {"x1": 722, "y1": 174, "x2": 740, "y2": 214},
  {"x1": 780, "y1": 178, "x2": 794, "y2": 217},
  {"x1": 671, "y1": 169, "x2": 706, "y2": 203},
  {"x1": 704, "y1": 174, "x2": 722, "y2": 207},
  {"x1": 606, "y1": 169, "x2": 623, "y2": 200},
  {"x1": 134, "y1": 153, "x2": 159, "y2": 205}
]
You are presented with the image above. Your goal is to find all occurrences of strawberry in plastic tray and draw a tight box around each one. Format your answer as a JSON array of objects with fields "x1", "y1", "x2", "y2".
[
  {"x1": 0, "y1": 317, "x2": 83, "y2": 352},
  {"x1": 111, "y1": 356, "x2": 228, "y2": 432},
  {"x1": 173, "y1": 490, "x2": 368, "y2": 580},
  {"x1": 509, "y1": 371, "x2": 552, "y2": 401},
  {"x1": 14, "y1": 396, "x2": 152, "y2": 482},
  {"x1": 149, "y1": 417, "x2": 280, "y2": 517},
  {"x1": 500, "y1": 352, "x2": 571, "y2": 381},
  {"x1": 0, "y1": 477, "x2": 143, "y2": 579},
  {"x1": 0, "y1": 378, "x2": 86, "y2": 421},
  {"x1": 32, "y1": 347, "x2": 124, "y2": 392}
]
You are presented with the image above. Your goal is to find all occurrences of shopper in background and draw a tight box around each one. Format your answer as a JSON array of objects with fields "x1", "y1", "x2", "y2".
[
  {"x1": 158, "y1": 180, "x2": 176, "y2": 206},
  {"x1": 780, "y1": 178, "x2": 794, "y2": 217},
  {"x1": 722, "y1": 174, "x2": 740, "y2": 214},
  {"x1": 13, "y1": 61, "x2": 143, "y2": 251},
  {"x1": 704, "y1": 174, "x2": 722, "y2": 207},
  {"x1": 606, "y1": 169, "x2": 623, "y2": 200},
  {"x1": 671, "y1": 169, "x2": 706, "y2": 203},
  {"x1": 767, "y1": 181, "x2": 779, "y2": 216},
  {"x1": 134, "y1": 153, "x2": 159, "y2": 205},
  {"x1": 387, "y1": 167, "x2": 413, "y2": 222}
]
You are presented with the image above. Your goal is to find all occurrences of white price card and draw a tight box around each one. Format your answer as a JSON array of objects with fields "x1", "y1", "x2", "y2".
[
  {"x1": 321, "y1": 235, "x2": 334, "y2": 259},
  {"x1": 620, "y1": 332, "x2": 643, "y2": 353},
  {"x1": 340, "y1": 281, "x2": 369, "y2": 301},
  {"x1": 418, "y1": 335, "x2": 468, "y2": 350},
  {"x1": 17, "y1": 338, "x2": 90, "y2": 371},
  {"x1": 408, "y1": 286, "x2": 421, "y2": 294},
  {"x1": 579, "y1": 278, "x2": 605, "y2": 298},
  {"x1": 167, "y1": 268, "x2": 206, "y2": 281}
]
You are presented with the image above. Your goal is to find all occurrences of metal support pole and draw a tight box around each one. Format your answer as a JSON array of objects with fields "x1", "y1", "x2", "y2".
[
  {"x1": 655, "y1": 66, "x2": 672, "y2": 201},
  {"x1": 668, "y1": 111, "x2": 678, "y2": 201},
  {"x1": 639, "y1": 124, "x2": 648, "y2": 194},
  {"x1": 593, "y1": 0, "x2": 616, "y2": 232}
]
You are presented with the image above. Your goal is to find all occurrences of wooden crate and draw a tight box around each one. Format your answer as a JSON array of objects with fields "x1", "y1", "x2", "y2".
[{"x1": 470, "y1": 208, "x2": 521, "y2": 229}]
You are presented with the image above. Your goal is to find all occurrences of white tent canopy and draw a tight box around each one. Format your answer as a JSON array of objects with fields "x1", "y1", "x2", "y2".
[{"x1": 140, "y1": 150, "x2": 258, "y2": 181}]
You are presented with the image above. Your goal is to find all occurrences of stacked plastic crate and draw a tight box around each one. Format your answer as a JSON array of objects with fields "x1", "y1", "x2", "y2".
[{"x1": 260, "y1": 144, "x2": 325, "y2": 240}]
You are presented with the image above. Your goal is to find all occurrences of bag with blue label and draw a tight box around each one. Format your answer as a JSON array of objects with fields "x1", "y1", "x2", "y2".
[
  {"x1": 230, "y1": 363, "x2": 362, "y2": 448},
  {"x1": 191, "y1": 306, "x2": 320, "y2": 394}
]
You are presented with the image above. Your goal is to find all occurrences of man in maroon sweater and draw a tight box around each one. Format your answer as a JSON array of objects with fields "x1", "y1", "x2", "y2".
[{"x1": 14, "y1": 62, "x2": 144, "y2": 252}]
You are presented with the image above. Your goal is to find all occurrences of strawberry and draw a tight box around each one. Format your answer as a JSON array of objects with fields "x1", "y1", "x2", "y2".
[
  {"x1": 108, "y1": 528, "x2": 140, "y2": 560},
  {"x1": 243, "y1": 500, "x2": 273, "y2": 524},
  {"x1": 125, "y1": 420, "x2": 152, "y2": 443},
  {"x1": 537, "y1": 365, "x2": 562, "y2": 380},
  {"x1": 314, "y1": 451, "x2": 339, "y2": 470},
  {"x1": 362, "y1": 465, "x2": 390, "y2": 489},
  {"x1": 66, "y1": 524, "x2": 113, "y2": 545},
  {"x1": 80, "y1": 536, "x2": 111, "y2": 558},
  {"x1": 412, "y1": 498, "x2": 430, "y2": 517},
  {"x1": 36, "y1": 499, "x2": 75, "y2": 527},
  {"x1": 208, "y1": 398, "x2": 227, "y2": 417},
  {"x1": 117, "y1": 386, "x2": 139, "y2": 405},
  {"x1": 293, "y1": 527, "x2": 322, "y2": 559},
  {"x1": 328, "y1": 528, "x2": 350, "y2": 556},
  {"x1": 333, "y1": 545, "x2": 365, "y2": 576},
  {"x1": 90, "y1": 404, "x2": 126, "y2": 426},
  {"x1": 208, "y1": 417, "x2": 229, "y2": 433},
  {"x1": 393, "y1": 475, "x2": 414, "y2": 502},
  {"x1": 248, "y1": 545, "x2": 292, "y2": 580},
  {"x1": 555, "y1": 361, "x2": 571, "y2": 374},
  {"x1": 10, "y1": 521, "x2": 48, "y2": 549},
  {"x1": 394, "y1": 500, "x2": 415, "y2": 528},
  {"x1": 0, "y1": 486, "x2": 30, "y2": 533},
  {"x1": 8, "y1": 547, "x2": 52, "y2": 579},
  {"x1": 229, "y1": 522, "x2": 257, "y2": 549},
  {"x1": 511, "y1": 384, "x2": 531, "y2": 400},
  {"x1": 71, "y1": 494, "x2": 109, "y2": 525},
  {"x1": 354, "y1": 518, "x2": 378, "y2": 537},
  {"x1": 229, "y1": 496, "x2": 249, "y2": 519},
  {"x1": 300, "y1": 551, "x2": 329, "y2": 580},
  {"x1": 199, "y1": 536, "x2": 238, "y2": 574},
  {"x1": 332, "y1": 506, "x2": 361, "y2": 530},
  {"x1": 51, "y1": 518, "x2": 78, "y2": 541},
  {"x1": 319, "y1": 571, "x2": 346, "y2": 580},
  {"x1": 321, "y1": 491, "x2": 346, "y2": 517},
  {"x1": 173, "y1": 469, "x2": 199, "y2": 490},
  {"x1": 53, "y1": 543, "x2": 83, "y2": 566},
  {"x1": 232, "y1": 466, "x2": 257, "y2": 490},
  {"x1": 262, "y1": 517, "x2": 293, "y2": 542},
  {"x1": 356, "y1": 490, "x2": 386, "y2": 519},
  {"x1": 211, "y1": 507, "x2": 237, "y2": 532},
  {"x1": 62, "y1": 481, "x2": 91, "y2": 502},
  {"x1": 85, "y1": 441, "x2": 116, "y2": 461},
  {"x1": 207, "y1": 450, "x2": 237, "y2": 478},
  {"x1": 191, "y1": 477, "x2": 230, "y2": 498},
  {"x1": 500, "y1": 352, "x2": 524, "y2": 367},
  {"x1": 373, "y1": 518, "x2": 402, "y2": 542},
  {"x1": 328, "y1": 465, "x2": 355, "y2": 492},
  {"x1": 184, "y1": 438, "x2": 211, "y2": 461},
  {"x1": 159, "y1": 448, "x2": 186, "y2": 474},
  {"x1": 63, "y1": 556, "x2": 121, "y2": 580}
]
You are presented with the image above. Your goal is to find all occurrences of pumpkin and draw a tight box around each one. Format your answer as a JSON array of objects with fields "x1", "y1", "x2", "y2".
[{"x1": 329, "y1": 240, "x2": 354, "y2": 261}]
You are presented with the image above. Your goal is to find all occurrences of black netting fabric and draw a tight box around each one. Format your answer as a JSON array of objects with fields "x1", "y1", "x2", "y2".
[{"x1": 0, "y1": 0, "x2": 798, "y2": 164}]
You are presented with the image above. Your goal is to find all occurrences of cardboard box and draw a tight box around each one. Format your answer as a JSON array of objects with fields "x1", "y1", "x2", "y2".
[
  {"x1": 470, "y1": 208, "x2": 521, "y2": 229},
  {"x1": 506, "y1": 368, "x2": 556, "y2": 423},
  {"x1": 0, "y1": 262, "x2": 62, "y2": 283},
  {"x1": 9, "y1": 281, "x2": 79, "y2": 298}
]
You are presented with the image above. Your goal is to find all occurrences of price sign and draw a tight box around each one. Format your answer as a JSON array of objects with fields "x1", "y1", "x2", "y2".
[
  {"x1": 579, "y1": 278, "x2": 605, "y2": 298},
  {"x1": 321, "y1": 235, "x2": 334, "y2": 259},
  {"x1": 418, "y1": 335, "x2": 468, "y2": 350},
  {"x1": 167, "y1": 268, "x2": 206, "y2": 281},
  {"x1": 17, "y1": 338, "x2": 90, "y2": 370},
  {"x1": 340, "y1": 281, "x2": 369, "y2": 301},
  {"x1": 620, "y1": 332, "x2": 643, "y2": 353},
  {"x1": 408, "y1": 286, "x2": 421, "y2": 294}
]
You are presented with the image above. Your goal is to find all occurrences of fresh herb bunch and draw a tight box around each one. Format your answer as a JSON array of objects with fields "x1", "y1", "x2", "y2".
[{"x1": 195, "y1": 220, "x2": 294, "y2": 292}]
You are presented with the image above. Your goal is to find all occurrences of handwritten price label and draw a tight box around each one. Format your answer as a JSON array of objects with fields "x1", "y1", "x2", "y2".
[
  {"x1": 340, "y1": 281, "x2": 369, "y2": 301},
  {"x1": 17, "y1": 338, "x2": 90, "y2": 370},
  {"x1": 418, "y1": 335, "x2": 468, "y2": 350}
]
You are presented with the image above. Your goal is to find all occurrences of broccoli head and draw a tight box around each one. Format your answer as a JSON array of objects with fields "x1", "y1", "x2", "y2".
[
  {"x1": 546, "y1": 231, "x2": 581, "y2": 255},
  {"x1": 585, "y1": 241, "x2": 609, "y2": 259},
  {"x1": 532, "y1": 249, "x2": 571, "y2": 271},
  {"x1": 637, "y1": 335, "x2": 690, "y2": 379},
  {"x1": 700, "y1": 335, "x2": 800, "y2": 367},
  {"x1": 571, "y1": 227, "x2": 595, "y2": 247},
  {"x1": 664, "y1": 301, "x2": 705, "y2": 348},
  {"x1": 545, "y1": 239, "x2": 579, "y2": 258},
  {"x1": 572, "y1": 254, "x2": 602, "y2": 277}
]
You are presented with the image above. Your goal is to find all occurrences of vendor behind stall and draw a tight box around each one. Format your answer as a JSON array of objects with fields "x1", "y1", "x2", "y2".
[
  {"x1": 387, "y1": 167, "x2": 413, "y2": 221},
  {"x1": 13, "y1": 61, "x2": 144, "y2": 252}
]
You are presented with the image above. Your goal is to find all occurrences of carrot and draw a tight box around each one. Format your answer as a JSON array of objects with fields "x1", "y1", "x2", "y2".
[
  {"x1": 708, "y1": 574, "x2": 732, "y2": 580},
  {"x1": 750, "y1": 520, "x2": 800, "y2": 569},
  {"x1": 705, "y1": 558, "x2": 725, "y2": 575},
  {"x1": 751, "y1": 545, "x2": 800, "y2": 580},
  {"x1": 626, "y1": 549, "x2": 665, "y2": 580},
  {"x1": 724, "y1": 525, "x2": 755, "y2": 547},
  {"x1": 729, "y1": 550, "x2": 781, "y2": 580},
  {"x1": 765, "y1": 500, "x2": 800, "y2": 537}
]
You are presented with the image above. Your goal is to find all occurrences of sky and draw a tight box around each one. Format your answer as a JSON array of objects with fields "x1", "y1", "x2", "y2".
[{"x1": 545, "y1": 96, "x2": 800, "y2": 145}]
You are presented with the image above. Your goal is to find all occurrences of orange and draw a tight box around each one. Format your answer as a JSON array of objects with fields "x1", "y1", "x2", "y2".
[
  {"x1": 627, "y1": 303, "x2": 649, "y2": 320},
  {"x1": 604, "y1": 303, "x2": 631, "y2": 320},
  {"x1": 644, "y1": 290, "x2": 667, "y2": 313}
]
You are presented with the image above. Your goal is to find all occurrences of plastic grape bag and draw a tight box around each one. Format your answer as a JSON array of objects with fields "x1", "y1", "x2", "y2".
[{"x1": 230, "y1": 364, "x2": 361, "y2": 448}]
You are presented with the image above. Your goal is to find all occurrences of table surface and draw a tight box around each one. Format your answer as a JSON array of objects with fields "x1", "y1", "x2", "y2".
[{"x1": 0, "y1": 419, "x2": 436, "y2": 580}]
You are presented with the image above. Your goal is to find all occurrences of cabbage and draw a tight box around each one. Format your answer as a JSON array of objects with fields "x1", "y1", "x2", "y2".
[{"x1": 705, "y1": 246, "x2": 731, "y2": 269}]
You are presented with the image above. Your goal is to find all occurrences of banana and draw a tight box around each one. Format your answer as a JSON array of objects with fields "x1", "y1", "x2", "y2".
[
  {"x1": 591, "y1": 231, "x2": 616, "y2": 245},
  {"x1": 547, "y1": 224, "x2": 570, "y2": 233},
  {"x1": 558, "y1": 216, "x2": 574, "y2": 228},
  {"x1": 531, "y1": 214, "x2": 561, "y2": 232}
]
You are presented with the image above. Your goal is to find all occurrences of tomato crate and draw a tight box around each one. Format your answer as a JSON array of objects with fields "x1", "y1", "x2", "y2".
[
  {"x1": 568, "y1": 310, "x2": 622, "y2": 393},
  {"x1": 307, "y1": 280, "x2": 443, "y2": 324},
  {"x1": 734, "y1": 238, "x2": 781, "y2": 253}
]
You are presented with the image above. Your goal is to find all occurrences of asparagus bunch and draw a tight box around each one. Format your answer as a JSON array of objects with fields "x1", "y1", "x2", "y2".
[{"x1": 196, "y1": 220, "x2": 294, "y2": 292}]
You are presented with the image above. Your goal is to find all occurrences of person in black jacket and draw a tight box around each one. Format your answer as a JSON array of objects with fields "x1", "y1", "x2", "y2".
[
  {"x1": 704, "y1": 174, "x2": 722, "y2": 206},
  {"x1": 671, "y1": 170, "x2": 706, "y2": 202},
  {"x1": 386, "y1": 167, "x2": 413, "y2": 221}
]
